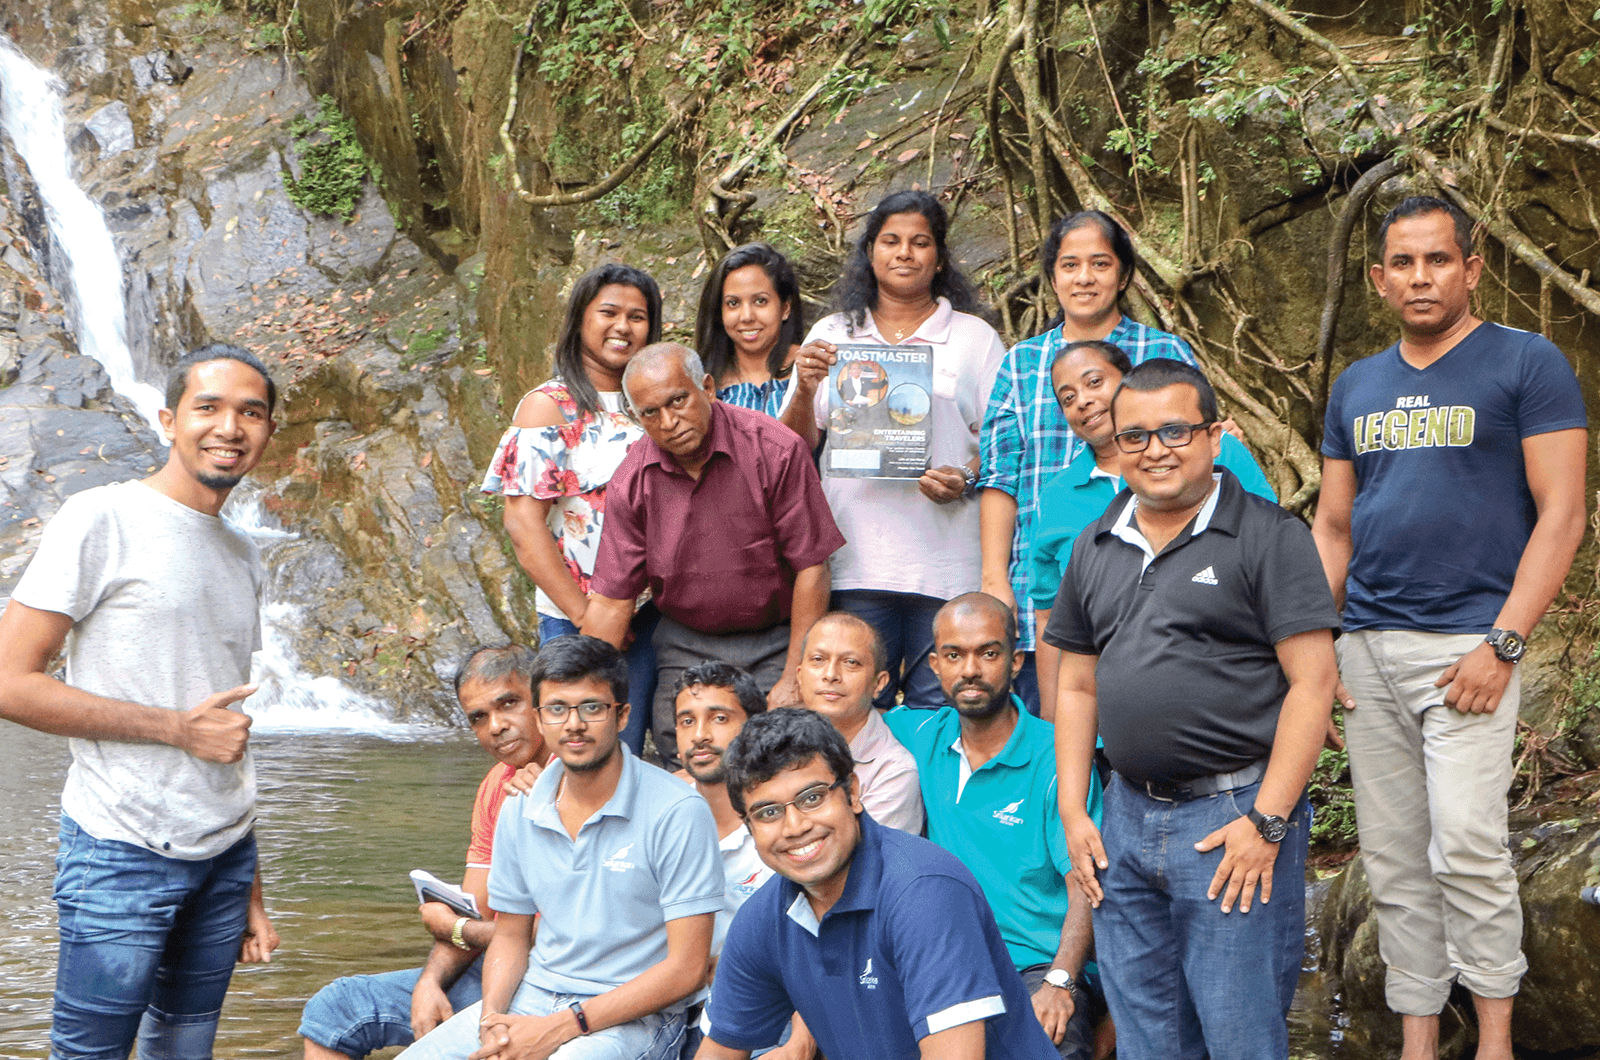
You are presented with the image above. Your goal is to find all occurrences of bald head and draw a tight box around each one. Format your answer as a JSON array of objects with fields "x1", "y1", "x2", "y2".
[{"x1": 934, "y1": 592, "x2": 1018, "y2": 653}]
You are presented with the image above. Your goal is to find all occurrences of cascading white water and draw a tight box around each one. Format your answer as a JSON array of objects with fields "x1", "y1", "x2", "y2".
[{"x1": 0, "y1": 35, "x2": 166, "y2": 432}]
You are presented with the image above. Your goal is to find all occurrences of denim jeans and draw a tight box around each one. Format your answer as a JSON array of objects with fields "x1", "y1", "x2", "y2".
[
  {"x1": 397, "y1": 983, "x2": 685, "y2": 1060},
  {"x1": 539, "y1": 601, "x2": 658, "y2": 756},
  {"x1": 1093, "y1": 774, "x2": 1309, "y2": 1060},
  {"x1": 298, "y1": 956, "x2": 485, "y2": 1057},
  {"x1": 50, "y1": 815, "x2": 257, "y2": 1060},
  {"x1": 830, "y1": 589, "x2": 944, "y2": 709}
]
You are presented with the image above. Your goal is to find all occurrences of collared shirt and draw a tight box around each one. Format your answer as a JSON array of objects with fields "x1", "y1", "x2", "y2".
[
  {"x1": 487, "y1": 747, "x2": 724, "y2": 1001},
  {"x1": 1042, "y1": 469, "x2": 1340, "y2": 784},
  {"x1": 848, "y1": 709, "x2": 925, "y2": 834},
  {"x1": 590, "y1": 401, "x2": 845, "y2": 634},
  {"x1": 978, "y1": 318, "x2": 1195, "y2": 649},
  {"x1": 787, "y1": 300, "x2": 1006, "y2": 599},
  {"x1": 706, "y1": 814, "x2": 1058, "y2": 1060},
  {"x1": 1027, "y1": 435, "x2": 1277, "y2": 611},
  {"x1": 715, "y1": 822, "x2": 774, "y2": 956},
  {"x1": 884, "y1": 699, "x2": 1101, "y2": 970}
]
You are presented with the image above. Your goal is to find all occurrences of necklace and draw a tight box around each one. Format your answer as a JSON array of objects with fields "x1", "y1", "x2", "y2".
[{"x1": 883, "y1": 300, "x2": 936, "y2": 343}]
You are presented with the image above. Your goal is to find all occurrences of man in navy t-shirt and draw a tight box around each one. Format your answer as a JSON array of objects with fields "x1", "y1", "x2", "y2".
[
  {"x1": 698, "y1": 708, "x2": 1057, "y2": 1060},
  {"x1": 1313, "y1": 196, "x2": 1588, "y2": 1059}
]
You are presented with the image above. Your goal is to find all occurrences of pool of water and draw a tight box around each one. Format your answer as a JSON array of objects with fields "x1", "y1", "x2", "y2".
[{"x1": 0, "y1": 722, "x2": 488, "y2": 1057}]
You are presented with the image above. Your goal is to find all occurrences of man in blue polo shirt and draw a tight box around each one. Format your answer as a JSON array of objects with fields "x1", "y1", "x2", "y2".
[
  {"x1": 885, "y1": 592, "x2": 1102, "y2": 1059},
  {"x1": 399, "y1": 635, "x2": 725, "y2": 1060},
  {"x1": 698, "y1": 708, "x2": 1057, "y2": 1060}
]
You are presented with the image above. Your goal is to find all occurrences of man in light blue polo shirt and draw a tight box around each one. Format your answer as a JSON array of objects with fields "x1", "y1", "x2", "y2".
[
  {"x1": 698, "y1": 708, "x2": 1058, "y2": 1060},
  {"x1": 400, "y1": 636, "x2": 725, "y2": 1060},
  {"x1": 885, "y1": 593, "x2": 1104, "y2": 1059}
]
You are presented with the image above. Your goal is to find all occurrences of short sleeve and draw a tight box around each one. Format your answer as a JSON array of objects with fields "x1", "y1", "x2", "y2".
[
  {"x1": 11, "y1": 491, "x2": 111, "y2": 622},
  {"x1": 704, "y1": 901, "x2": 795, "y2": 1050},
  {"x1": 1515, "y1": 334, "x2": 1587, "y2": 438},
  {"x1": 1217, "y1": 435, "x2": 1278, "y2": 503},
  {"x1": 486, "y1": 796, "x2": 539, "y2": 915},
  {"x1": 1321, "y1": 372, "x2": 1353, "y2": 460},
  {"x1": 466, "y1": 764, "x2": 511, "y2": 868},
  {"x1": 650, "y1": 795, "x2": 728, "y2": 921},
  {"x1": 588, "y1": 461, "x2": 651, "y2": 601},
  {"x1": 885, "y1": 875, "x2": 1009, "y2": 1039},
  {"x1": 1252, "y1": 516, "x2": 1342, "y2": 644},
  {"x1": 480, "y1": 425, "x2": 579, "y2": 498},
  {"x1": 766, "y1": 434, "x2": 846, "y2": 572},
  {"x1": 1041, "y1": 534, "x2": 1098, "y2": 655}
]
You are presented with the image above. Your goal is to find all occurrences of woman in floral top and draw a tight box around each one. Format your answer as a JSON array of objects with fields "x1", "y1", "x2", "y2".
[
  {"x1": 693, "y1": 242, "x2": 817, "y2": 418},
  {"x1": 482, "y1": 263, "x2": 661, "y2": 753}
]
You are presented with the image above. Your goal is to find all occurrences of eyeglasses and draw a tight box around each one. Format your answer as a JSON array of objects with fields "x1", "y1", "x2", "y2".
[
  {"x1": 744, "y1": 777, "x2": 848, "y2": 826},
  {"x1": 1113, "y1": 421, "x2": 1214, "y2": 454},
  {"x1": 538, "y1": 701, "x2": 617, "y2": 723}
]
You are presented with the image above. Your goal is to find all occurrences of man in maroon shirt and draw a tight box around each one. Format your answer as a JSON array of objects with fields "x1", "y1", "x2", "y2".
[{"x1": 582, "y1": 343, "x2": 844, "y2": 766}]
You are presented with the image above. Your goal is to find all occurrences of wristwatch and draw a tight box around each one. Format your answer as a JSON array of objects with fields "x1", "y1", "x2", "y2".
[
  {"x1": 960, "y1": 465, "x2": 978, "y2": 495},
  {"x1": 1043, "y1": 968, "x2": 1075, "y2": 992},
  {"x1": 1247, "y1": 806, "x2": 1288, "y2": 844},
  {"x1": 1486, "y1": 628, "x2": 1526, "y2": 663}
]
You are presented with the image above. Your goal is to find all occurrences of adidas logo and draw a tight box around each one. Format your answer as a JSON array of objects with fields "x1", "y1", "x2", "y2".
[{"x1": 1191, "y1": 566, "x2": 1218, "y2": 585}]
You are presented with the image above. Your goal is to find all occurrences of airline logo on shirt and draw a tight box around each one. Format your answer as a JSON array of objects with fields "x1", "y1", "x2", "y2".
[
  {"x1": 1191, "y1": 566, "x2": 1218, "y2": 586},
  {"x1": 993, "y1": 799, "x2": 1025, "y2": 826},
  {"x1": 1351, "y1": 396, "x2": 1475, "y2": 454},
  {"x1": 603, "y1": 843, "x2": 636, "y2": 872},
  {"x1": 730, "y1": 870, "x2": 764, "y2": 899},
  {"x1": 859, "y1": 958, "x2": 879, "y2": 988}
]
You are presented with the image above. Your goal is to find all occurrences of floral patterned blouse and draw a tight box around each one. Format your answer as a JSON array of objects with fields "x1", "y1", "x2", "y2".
[{"x1": 481, "y1": 380, "x2": 643, "y2": 619}]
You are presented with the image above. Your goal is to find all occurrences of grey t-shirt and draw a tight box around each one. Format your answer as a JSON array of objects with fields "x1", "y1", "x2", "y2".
[{"x1": 11, "y1": 480, "x2": 264, "y2": 859}]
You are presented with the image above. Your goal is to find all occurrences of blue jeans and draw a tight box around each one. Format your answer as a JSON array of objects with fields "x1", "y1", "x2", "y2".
[
  {"x1": 1093, "y1": 774, "x2": 1309, "y2": 1060},
  {"x1": 540, "y1": 602, "x2": 658, "y2": 756},
  {"x1": 398, "y1": 983, "x2": 684, "y2": 1060},
  {"x1": 830, "y1": 590, "x2": 944, "y2": 709},
  {"x1": 299, "y1": 956, "x2": 485, "y2": 1057},
  {"x1": 50, "y1": 815, "x2": 257, "y2": 1060}
]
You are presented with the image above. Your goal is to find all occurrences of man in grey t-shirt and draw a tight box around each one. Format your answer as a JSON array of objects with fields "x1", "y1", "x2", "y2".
[{"x1": 0, "y1": 344, "x2": 281, "y2": 1060}]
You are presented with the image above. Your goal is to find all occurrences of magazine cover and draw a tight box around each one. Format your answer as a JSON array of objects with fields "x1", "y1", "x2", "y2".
[{"x1": 825, "y1": 343, "x2": 934, "y2": 479}]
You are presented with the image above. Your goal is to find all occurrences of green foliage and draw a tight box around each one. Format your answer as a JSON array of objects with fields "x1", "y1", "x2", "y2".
[
  {"x1": 286, "y1": 96, "x2": 375, "y2": 222},
  {"x1": 595, "y1": 102, "x2": 690, "y2": 227},
  {"x1": 1307, "y1": 744, "x2": 1358, "y2": 850},
  {"x1": 527, "y1": 0, "x2": 639, "y2": 100}
]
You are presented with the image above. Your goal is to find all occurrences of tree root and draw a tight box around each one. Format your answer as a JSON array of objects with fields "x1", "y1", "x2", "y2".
[{"x1": 1316, "y1": 156, "x2": 1404, "y2": 412}]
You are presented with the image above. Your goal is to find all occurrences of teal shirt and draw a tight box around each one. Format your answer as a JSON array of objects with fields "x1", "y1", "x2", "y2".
[
  {"x1": 884, "y1": 698, "x2": 1103, "y2": 971},
  {"x1": 1028, "y1": 434, "x2": 1278, "y2": 611}
]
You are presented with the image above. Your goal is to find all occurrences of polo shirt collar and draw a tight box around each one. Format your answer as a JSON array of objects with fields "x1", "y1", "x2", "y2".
[
  {"x1": 523, "y1": 744, "x2": 642, "y2": 833},
  {"x1": 641, "y1": 401, "x2": 736, "y2": 477},
  {"x1": 947, "y1": 695, "x2": 1035, "y2": 798},
  {"x1": 781, "y1": 810, "x2": 887, "y2": 935},
  {"x1": 1106, "y1": 472, "x2": 1229, "y2": 571},
  {"x1": 1062, "y1": 446, "x2": 1120, "y2": 490},
  {"x1": 859, "y1": 297, "x2": 954, "y2": 345}
]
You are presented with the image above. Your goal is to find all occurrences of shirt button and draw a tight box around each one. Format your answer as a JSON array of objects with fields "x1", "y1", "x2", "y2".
[{"x1": 163, "y1": 842, "x2": 171, "y2": 851}]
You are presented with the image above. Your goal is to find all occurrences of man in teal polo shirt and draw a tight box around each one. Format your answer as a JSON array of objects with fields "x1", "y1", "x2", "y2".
[{"x1": 885, "y1": 593, "x2": 1104, "y2": 1059}]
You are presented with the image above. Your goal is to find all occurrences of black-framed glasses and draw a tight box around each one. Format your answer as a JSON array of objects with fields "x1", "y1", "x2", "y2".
[
  {"x1": 538, "y1": 701, "x2": 617, "y2": 723},
  {"x1": 744, "y1": 777, "x2": 848, "y2": 826},
  {"x1": 1113, "y1": 421, "x2": 1214, "y2": 454}
]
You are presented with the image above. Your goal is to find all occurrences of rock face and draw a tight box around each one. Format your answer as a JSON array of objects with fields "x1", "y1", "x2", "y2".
[{"x1": 1316, "y1": 817, "x2": 1600, "y2": 1057}]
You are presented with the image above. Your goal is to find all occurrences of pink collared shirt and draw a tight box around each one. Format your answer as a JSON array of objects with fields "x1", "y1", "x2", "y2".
[{"x1": 849, "y1": 709, "x2": 925, "y2": 834}]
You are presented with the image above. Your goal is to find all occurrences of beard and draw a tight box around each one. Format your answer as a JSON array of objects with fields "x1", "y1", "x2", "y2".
[
  {"x1": 197, "y1": 470, "x2": 245, "y2": 490},
  {"x1": 949, "y1": 674, "x2": 1013, "y2": 719},
  {"x1": 683, "y1": 746, "x2": 727, "y2": 785},
  {"x1": 562, "y1": 738, "x2": 618, "y2": 773}
]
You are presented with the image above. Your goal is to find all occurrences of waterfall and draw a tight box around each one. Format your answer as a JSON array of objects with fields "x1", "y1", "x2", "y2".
[{"x1": 0, "y1": 35, "x2": 165, "y2": 432}]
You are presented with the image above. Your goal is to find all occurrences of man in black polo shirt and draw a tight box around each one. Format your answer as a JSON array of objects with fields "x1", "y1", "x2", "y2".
[{"x1": 1046, "y1": 359, "x2": 1339, "y2": 1060}]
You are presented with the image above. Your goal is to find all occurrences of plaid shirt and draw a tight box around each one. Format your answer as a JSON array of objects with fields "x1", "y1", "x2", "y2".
[{"x1": 978, "y1": 317, "x2": 1195, "y2": 649}]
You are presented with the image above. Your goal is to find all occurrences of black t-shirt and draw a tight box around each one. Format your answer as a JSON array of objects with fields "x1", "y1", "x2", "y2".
[{"x1": 1043, "y1": 470, "x2": 1340, "y2": 784}]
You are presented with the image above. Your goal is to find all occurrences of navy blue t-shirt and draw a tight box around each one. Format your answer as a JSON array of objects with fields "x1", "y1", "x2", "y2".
[
  {"x1": 1322, "y1": 323, "x2": 1586, "y2": 633},
  {"x1": 706, "y1": 813, "x2": 1057, "y2": 1060}
]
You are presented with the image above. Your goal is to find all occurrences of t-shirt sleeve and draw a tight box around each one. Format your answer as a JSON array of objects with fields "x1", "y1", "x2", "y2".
[
  {"x1": 1321, "y1": 372, "x2": 1353, "y2": 461},
  {"x1": 1041, "y1": 535, "x2": 1098, "y2": 655},
  {"x1": 466, "y1": 764, "x2": 511, "y2": 869},
  {"x1": 651, "y1": 794, "x2": 728, "y2": 921},
  {"x1": 704, "y1": 900, "x2": 795, "y2": 1050},
  {"x1": 885, "y1": 874, "x2": 1010, "y2": 1039},
  {"x1": 486, "y1": 796, "x2": 539, "y2": 915},
  {"x1": 11, "y1": 492, "x2": 112, "y2": 621},
  {"x1": 1253, "y1": 516, "x2": 1342, "y2": 644},
  {"x1": 1515, "y1": 333, "x2": 1587, "y2": 437},
  {"x1": 1217, "y1": 435, "x2": 1278, "y2": 503},
  {"x1": 587, "y1": 461, "x2": 650, "y2": 601},
  {"x1": 977, "y1": 349, "x2": 1021, "y2": 495},
  {"x1": 768, "y1": 434, "x2": 846, "y2": 572}
]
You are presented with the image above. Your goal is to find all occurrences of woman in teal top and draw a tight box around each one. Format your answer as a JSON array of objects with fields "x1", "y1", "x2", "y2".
[{"x1": 1031, "y1": 338, "x2": 1277, "y2": 718}]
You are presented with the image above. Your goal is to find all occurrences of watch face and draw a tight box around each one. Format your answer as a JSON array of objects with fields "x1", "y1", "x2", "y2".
[{"x1": 1260, "y1": 816, "x2": 1288, "y2": 843}]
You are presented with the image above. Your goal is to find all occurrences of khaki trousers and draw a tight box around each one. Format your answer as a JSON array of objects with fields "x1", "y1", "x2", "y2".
[{"x1": 1339, "y1": 629, "x2": 1527, "y2": 1016}]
